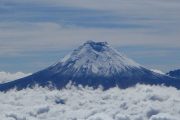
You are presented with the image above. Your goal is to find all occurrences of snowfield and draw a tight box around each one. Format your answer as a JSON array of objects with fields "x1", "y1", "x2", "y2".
[{"x1": 0, "y1": 84, "x2": 180, "y2": 120}]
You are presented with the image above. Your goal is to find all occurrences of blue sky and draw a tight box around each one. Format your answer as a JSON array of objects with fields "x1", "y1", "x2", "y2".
[{"x1": 0, "y1": 0, "x2": 180, "y2": 73}]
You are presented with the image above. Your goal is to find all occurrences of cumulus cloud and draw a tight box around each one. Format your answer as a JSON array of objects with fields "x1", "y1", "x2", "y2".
[
  {"x1": 0, "y1": 84, "x2": 179, "y2": 120},
  {"x1": 0, "y1": 71, "x2": 31, "y2": 83}
]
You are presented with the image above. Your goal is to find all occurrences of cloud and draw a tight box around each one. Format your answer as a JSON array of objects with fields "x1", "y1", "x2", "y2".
[
  {"x1": 0, "y1": 21, "x2": 180, "y2": 72},
  {"x1": 150, "y1": 113, "x2": 178, "y2": 120},
  {"x1": 0, "y1": 22, "x2": 179, "y2": 55},
  {"x1": 0, "y1": 0, "x2": 180, "y2": 49},
  {"x1": 0, "y1": 0, "x2": 180, "y2": 72},
  {"x1": 0, "y1": 71, "x2": 31, "y2": 83},
  {"x1": 0, "y1": 84, "x2": 179, "y2": 120}
]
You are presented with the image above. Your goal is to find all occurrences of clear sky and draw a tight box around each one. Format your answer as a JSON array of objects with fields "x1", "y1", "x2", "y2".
[{"x1": 0, "y1": 0, "x2": 180, "y2": 73}]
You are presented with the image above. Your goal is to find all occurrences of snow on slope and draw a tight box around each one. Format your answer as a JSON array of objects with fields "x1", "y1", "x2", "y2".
[
  {"x1": 0, "y1": 71, "x2": 31, "y2": 84},
  {"x1": 150, "y1": 69, "x2": 165, "y2": 75},
  {"x1": 1, "y1": 41, "x2": 179, "y2": 91},
  {"x1": 0, "y1": 84, "x2": 179, "y2": 120},
  {"x1": 51, "y1": 41, "x2": 141, "y2": 76}
]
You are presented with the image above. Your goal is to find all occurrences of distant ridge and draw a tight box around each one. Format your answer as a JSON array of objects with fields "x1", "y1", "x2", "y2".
[
  {"x1": 167, "y1": 69, "x2": 180, "y2": 79},
  {"x1": 0, "y1": 41, "x2": 180, "y2": 91}
]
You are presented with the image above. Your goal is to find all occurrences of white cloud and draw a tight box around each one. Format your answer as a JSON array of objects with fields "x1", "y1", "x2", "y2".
[
  {"x1": 0, "y1": 84, "x2": 179, "y2": 120},
  {"x1": 150, "y1": 113, "x2": 178, "y2": 120},
  {"x1": 0, "y1": 71, "x2": 31, "y2": 83}
]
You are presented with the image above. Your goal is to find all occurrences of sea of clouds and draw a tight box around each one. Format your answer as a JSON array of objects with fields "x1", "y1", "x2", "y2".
[
  {"x1": 0, "y1": 71, "x2": 31, "y2": 83},
  {"x1": 0, "y1": 84, "x2": 179, "y2": 120}
]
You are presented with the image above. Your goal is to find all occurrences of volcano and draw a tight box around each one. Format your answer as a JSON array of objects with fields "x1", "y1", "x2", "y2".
[{"x1": 0, "y1": 41, "x2": 180, "y2": 91}]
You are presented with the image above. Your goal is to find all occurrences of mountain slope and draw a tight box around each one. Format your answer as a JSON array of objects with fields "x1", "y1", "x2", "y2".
[
  {"x1": 50, "y1": 41, "x2": 141, "y2": 77},
  {"x1": 167, "y1": 69, "x2": 180, "y2": 79},
  {"x1": 0, "y1": 41, "x2": 180, "y2": 91}
]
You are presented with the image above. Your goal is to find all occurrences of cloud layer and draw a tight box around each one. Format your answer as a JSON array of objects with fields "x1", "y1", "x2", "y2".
[
  {"x1": 0, "y1": 84, "x2": 180, "y2": 120},
  {"x1": 0, "y1": 71, "x2": 31, "y2": 83},
  {"x1": 1, "y1": 0, "x2": 180, "y2": 50},
  {"x1": 0, "y1": 0, "x2": 180, "y2": 72}
]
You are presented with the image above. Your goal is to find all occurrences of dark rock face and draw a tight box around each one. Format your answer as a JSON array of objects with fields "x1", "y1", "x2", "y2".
[
  {"x1": 0, "y1": 41, "x2": 180, "y2": 91},
  {"x1": 167, "y1": 69, "x2": 180, "y2": 79}
]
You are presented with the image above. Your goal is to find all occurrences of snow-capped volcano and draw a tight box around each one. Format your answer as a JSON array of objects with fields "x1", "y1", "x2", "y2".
[
  {"x1": 50, "y1": 41, "x2": 140, "y2": 77},
  {"x1": 0, "y1": 41, "x2": 180, "y2": 91}
]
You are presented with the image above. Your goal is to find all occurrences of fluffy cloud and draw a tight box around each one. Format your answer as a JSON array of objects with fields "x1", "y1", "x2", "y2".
[
  {"x1": 0, "y1": 71, "x2": 31, "y2": 83},
  {"x1": 0, "y1": 84, "x2": 179, "y2": 120}
]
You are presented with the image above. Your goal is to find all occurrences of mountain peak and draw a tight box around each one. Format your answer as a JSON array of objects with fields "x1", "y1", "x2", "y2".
[
  {"x1": 84, "y1": 40, "x2": 108, "y2": 46},
  {"x1": 83, "y1": 40, "x2": 108, "y2": 52},
  {"x1": 0, "y1": 41, "x2": 180, "y2": 91},
  {"x1": 53, "y1": 41, "x2": 141, "y2": 77}
]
